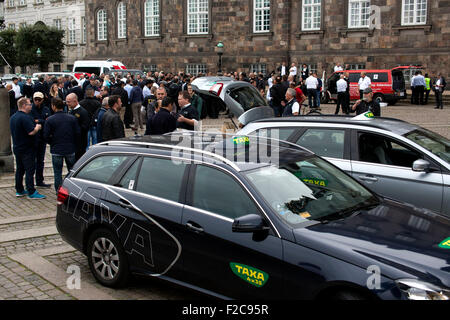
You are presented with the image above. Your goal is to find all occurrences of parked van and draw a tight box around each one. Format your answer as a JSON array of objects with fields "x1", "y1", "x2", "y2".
[
  {"x1": 72, "y1": 60, "x2": 127, "y2": 76},
  {"x1": 322, "y1": 66, "x2": 421, "y2": 105}
]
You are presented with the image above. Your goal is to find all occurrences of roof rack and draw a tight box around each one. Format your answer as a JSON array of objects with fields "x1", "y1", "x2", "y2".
[{"x1": 96, "y1": 140, "x2": 241, "y2": 171}]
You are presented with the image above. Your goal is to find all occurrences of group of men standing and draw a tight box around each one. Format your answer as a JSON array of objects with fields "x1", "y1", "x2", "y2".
[{"x1": 411, "y1": 71, "x2": 446, "y2": 109}]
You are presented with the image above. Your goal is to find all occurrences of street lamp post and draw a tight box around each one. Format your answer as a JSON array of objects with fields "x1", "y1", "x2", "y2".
[{"x1": 216, "y1": 41, "x2": 224, "y2": 75}]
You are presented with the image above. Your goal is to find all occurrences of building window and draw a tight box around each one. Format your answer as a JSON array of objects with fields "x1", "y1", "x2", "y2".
[
  {"x1": 97, "y1": 9, "x2": 107, "y2": 41},
  {"x1": 53, "y1": 64, "x2": 61, "y2": 72},
  {"x1": 144, "y1": 0, "x2": 160, "y2": 36},
  {"x1": 19, "y1": 0, "x2": 26, "y2": 6},
  {"x1": 19, "y1": 22, "x2": 26, "y2": 29},
  {"x1": 187, "y1": 0, "x2": 209, "y2": 35},
  {"x1": 402, "y1": 0, "x2": 427, "y2": 25},
  {"x1": 35, "y1": 0, "x2": 43, "y2": 3},
  {"x1": 302, "y1": 0, "x2": 321, "y2": 31},
  {"x1": 346, "y1": 63, "x2": 366, "y2": 70},
  {"x1": 81, "y1": 17, "x2": 86, "y2": 44},
  {"x1": 308, "y1": 64, "x2": 318, "y2": 75},
  {"x1": 7, "y1": 0, "x2": 15, "y2": 8},
  {"x1": 186, "y1": 64, "x2": 207, "y2": 75},
  {"x1": 253, "y1": 0, "x2": 270, "y2": 33},
  {"x1": 250, "y1": 64, "x2": 267, "y2": 75},
  {"x1": 8, "y1": 24, "x2": 15, "y2": 30},
  {"x1": 348, "y1": 0, "x2": 370, "y2": 28},
  {"x1": 117, "y1": 2, "x2": 127, "y2": 39},
  {"x1": 53, "y1": 19, "x2": 62, "y2": 30},
  {"x1": 143, "y1": 64, "x2": 158, "y2": 72},
  {"x1": 68, "y1": 18, "x2": 76, "y2": 45}
]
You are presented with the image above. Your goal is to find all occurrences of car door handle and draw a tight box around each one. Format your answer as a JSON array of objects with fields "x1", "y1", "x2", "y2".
[
  {"x1": 359, "y1": 175, "x2": 379, "y2": 182},
  {"x1": 118, "y1": 199, "x2": 134, "y2": 210},
  {"x1": 186, "y1": 222, "x2": 204, "y2": 233}
]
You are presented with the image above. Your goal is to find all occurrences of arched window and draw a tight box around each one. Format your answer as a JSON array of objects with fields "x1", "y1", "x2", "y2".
[
  {"x1": 117, "y1": 2, "x2": 127, "y2": 39},
  {"x1": 97, "y1": 9, "x2": 107, "y2": 41},
  {"x1": 144, "y1": 0, "x2": 160, "y2": 36}
]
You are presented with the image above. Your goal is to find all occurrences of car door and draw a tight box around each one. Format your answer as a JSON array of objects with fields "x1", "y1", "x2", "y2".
[
  {"x1": 180, "y1": 164, "x2": 283, "y2": 299},
  {"x1": 101, "y1": 156, "x2": 188, "y2": 279},
  {"x1": 294, "y1": 127, "x2": 352, "y2": 173},
  {"x1": 351, "y1": 130, "x2": 444, "y2": 213}
]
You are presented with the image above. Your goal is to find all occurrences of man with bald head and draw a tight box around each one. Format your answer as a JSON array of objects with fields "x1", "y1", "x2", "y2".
[{"x1": 66, "y1": 93, "x2": 90, "y2": 160}]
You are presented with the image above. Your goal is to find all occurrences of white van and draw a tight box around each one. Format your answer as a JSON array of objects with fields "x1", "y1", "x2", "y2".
[{"x1": 72, "y1": 60, "x2": 127, "y2": 76}]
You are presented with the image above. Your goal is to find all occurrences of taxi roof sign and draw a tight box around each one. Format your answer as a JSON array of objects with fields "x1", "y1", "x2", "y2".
[{"x1": 352, "y1": 111, "x2": 375, "y2": 121}]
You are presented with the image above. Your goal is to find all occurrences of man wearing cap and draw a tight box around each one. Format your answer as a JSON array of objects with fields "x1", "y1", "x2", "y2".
[
  {"x1": 30, "y1": 92, "x2": 52, "y2": 188},
  {"x1": 351, "y1": 88, "x2": 381, "y2": 116}
]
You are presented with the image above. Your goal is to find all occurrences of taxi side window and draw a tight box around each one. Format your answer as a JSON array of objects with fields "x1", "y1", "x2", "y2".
[
  {"x1": 136, "y1": 157, "x2": 187, "y2": 203},
  {"x1": 297, "y1": 129, "x2": 345, "y2": 159},
  {"x1": 358, "y1": 133, "x2": 422, "y2": 167},
  {"x1": 118, "y1": 158, "x2": 141, "y2": 190},
  {"x1": 192, "y1": 165, "x2": 259, "y2": 219},
  {"x1": 251, "y1": 128, "x2": 297, "y2": 141},
  {"x1": 76, "y1": 155, "x2": 129, "y2": 184}
]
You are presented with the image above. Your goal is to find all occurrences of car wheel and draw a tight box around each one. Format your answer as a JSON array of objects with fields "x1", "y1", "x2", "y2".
[
  {"x1": 330, "y1": 290, "x2": 369, "y2": 300},
  {"x1": 87, "y1": 228, "x2": 129, "y2": 288},
  {"x1": 373, "y1": 93, "x2": 385, "y2": 103}
]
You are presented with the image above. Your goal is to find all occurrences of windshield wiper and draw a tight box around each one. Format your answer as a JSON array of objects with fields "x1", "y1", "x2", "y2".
[{"x1": 318, "y1": 201, "x2": 379, "y2": 224}]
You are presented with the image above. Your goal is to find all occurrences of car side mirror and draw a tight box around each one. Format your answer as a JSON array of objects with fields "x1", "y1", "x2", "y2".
[
  {"x1": 412, "y1": 159, "x2": 431, "y2": 173},
  {"x1": 232, "y1": 214, "x2": 270, "y2": 233}
]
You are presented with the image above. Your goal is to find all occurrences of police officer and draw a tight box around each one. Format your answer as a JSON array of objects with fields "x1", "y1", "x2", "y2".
[
  {"x1": 424, "y1": 73, "x2": 431, "y2": 105},
  {"x1": 31, "y1": 92, "x2": 52, "y2": 188},
  {"x1": 177, "y1": 90, "x2": 199, "y2": 131}
]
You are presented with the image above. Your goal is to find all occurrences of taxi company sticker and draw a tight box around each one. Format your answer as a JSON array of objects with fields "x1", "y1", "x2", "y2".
[
  {"x1": 364, "y1": 112, "x2": 375, "y2": 118},
  {"x1": 230, "y1": 263, "x2": 269, "y2": 288},
  {"x1": 302, "y1": 178, "x2": 328, "y2": 187},
  {"x1": 232, "y1": 136, "x2": 250, "y2": 146},
  {"x1": 438, "y1": 237, "x2": 450, "y2": 249}
]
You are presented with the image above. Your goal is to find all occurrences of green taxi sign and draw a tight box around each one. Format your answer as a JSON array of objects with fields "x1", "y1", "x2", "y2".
[
  {"x1": 230, "y1": 262, "x2": 269, "y2": 287},
  {"x1": 438, "y1": 237, "x2": 450, "y2": 249},
  {"x1": 232, "y1": 136, "x2": 250, "y2": 146}
]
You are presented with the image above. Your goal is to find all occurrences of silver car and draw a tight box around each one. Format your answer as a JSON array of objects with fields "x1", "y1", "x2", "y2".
[{"x1": 237, "y1": 116, "x2": 450, "y2": 216}]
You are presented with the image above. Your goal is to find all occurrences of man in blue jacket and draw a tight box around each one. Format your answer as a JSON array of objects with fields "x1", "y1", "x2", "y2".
[
  {"x1": 129, "y1": 80, "x2": 144, "y2": 130},
  {"x1": 43, "y1": 97, "x2": 80, "y2": 192}
]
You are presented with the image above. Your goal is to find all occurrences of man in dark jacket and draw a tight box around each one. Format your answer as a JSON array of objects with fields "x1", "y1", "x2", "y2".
[
  {"x1": 66, "y1": 93, "x2": 90, "y2": 161},
  {"x1": 33, "y1": 77, "x2": 50, "y2": 108},
  {"x1": 351, "y1": 88, "x2": 381, "y2": 116},
  {"x1": 147, "y1": 97, "x2": 177, "y2": 135},
  {"x1": 43, "y1": 98, "x2": 80, "y2": 192},
  {"x1": 129, "y1": 80, "x2": 144, "y2": 130},
  {"x1": 6, "y1": 84, "x2": 16, "y2": 116},
  {"x1": 30, "y1": 92, "x2": 52, "y2": 188},
  {"x1": 68, "y1": 80, "x2": 84, "y2": 102},
  {"x1": 270, "y1": 76, "x2": 287, "y2": 117},
  {"x1": 80, "y1": 88, "x2": 102, "y2": 147},
  {"x1": 111, "y1": 80, "x2": 130, "y2": 127},
  {"x1": 95, "y1": 97, "x2": 110, "y2": 143},
  {"x1": 101, "y1": 95, "x2": 125, "y2": 141}
]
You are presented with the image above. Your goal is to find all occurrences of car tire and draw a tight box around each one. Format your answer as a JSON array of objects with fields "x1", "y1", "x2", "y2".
[
  {"x1": 87, "y1": 228, "x2": 130, "y2": 288},
  {"x1": 373, "y1": 93, "x2": 385, "y2": 103},
  {"x1": 330, "y1": 290, "x2": 369, "y2": 300}
]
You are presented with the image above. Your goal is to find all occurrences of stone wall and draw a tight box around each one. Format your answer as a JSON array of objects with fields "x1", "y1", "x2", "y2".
[{"x1": 84, "y1": 0, "x2": 450, "y2": 77}]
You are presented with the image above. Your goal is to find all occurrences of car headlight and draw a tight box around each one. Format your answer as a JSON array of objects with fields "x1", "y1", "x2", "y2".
[{"x1": 396, "y1": 279, "x2": 450, "y2": 300}]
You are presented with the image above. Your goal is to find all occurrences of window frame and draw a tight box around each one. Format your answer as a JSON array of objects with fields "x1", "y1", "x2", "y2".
[
  {"x1": 68, "y1": 17, "x2": 76, "y2": 45},
  {"x1": 401, "y1": 0, "x2": 427, "y2": 26},
  {"x1": 96, "y1": 8, "x2": 108, "y2": 41},
  {"x1": 143, "y1": 0, "x2": 160, "y2": 37},
  {"x1": 81, "y1": 16, "x2": 86, "y2": 44},
  {"x1": 302, "y1": 0, "x2": 322, "y2": 31},
  {"x1": 117, "y1": 1, "x2": 127, "y2": 39},
  {"x1": 348, "y1": 0, "x2": 371, "y2": 29},
  {"x1": 296, "y1": 127, "x2": 351, "y2": 160},
  {"x1": 253, "y1": 0, "x2": 271, "y2": 33},
  {"x1": 186, "y1": 0, "x2": 209, "y2": 35}
]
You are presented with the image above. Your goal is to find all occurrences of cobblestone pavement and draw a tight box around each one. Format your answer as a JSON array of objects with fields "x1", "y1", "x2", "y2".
[{"x1": 0, "y1": 102, "x2": 448, "y2": 300}]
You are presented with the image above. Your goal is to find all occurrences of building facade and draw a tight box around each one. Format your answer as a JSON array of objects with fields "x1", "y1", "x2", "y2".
[
  {"x1": 84, "y1": 0, "x2": 449, "y2": 78},
  {"x1": 3, "y1": 0, "x2": 86, "y2": 73}
]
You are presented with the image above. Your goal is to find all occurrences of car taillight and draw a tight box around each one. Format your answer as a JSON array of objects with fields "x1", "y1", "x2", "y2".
[
  {"x1": 57, "y1": 186, "x2": 69, "y2": 205},
  {"x1": 209, "y1": 83, "x2": 224, "y2": 96}
]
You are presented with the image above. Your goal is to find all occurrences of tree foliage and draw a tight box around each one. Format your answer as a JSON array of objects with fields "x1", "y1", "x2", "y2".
[
  {"x1": 0, "y1": 29, "x2": 18, "y2": 70},
  {"x1": 15, "y1": 23, "x2": 65, "y2": 71}
]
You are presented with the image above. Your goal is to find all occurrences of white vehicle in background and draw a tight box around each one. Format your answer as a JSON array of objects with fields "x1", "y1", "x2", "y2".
[
  {"x1": 72, "y1": 59, "x2": 127, "y2": 76},
  {"x1": 32, "y1": 72, "x2": 82, "y2": 85}
]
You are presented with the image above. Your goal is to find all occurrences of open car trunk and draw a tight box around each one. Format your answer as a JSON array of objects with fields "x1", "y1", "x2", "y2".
[{"x1": 191, "y1": 77, "x2": 274, "y2": 126}]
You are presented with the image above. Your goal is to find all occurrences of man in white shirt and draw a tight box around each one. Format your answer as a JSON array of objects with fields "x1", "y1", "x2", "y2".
[
  {"x1": 282, "y1": 88, "x2": 300, "y2": 117},
  {"x1": 334, "y1": 64, "x2": 344, "y2": 72},
  {"x1": 11, "y1": 77, "x2": 22, "y2": 100},
  {"x1": 279, "y1": 62, "x2": 287, "y2": 77},
  {"x1": 305, "y1": 74, "x2": 319, "y2": 108},
  {"x1": 358, "y1": 72, "x2": 371, "y2": 99},
  {"x1": 335, "y1": 74, "x2": 349, "y2": 115},
  {"x1": 289, "y1": 63, "x2": 297, "y2": 82}
]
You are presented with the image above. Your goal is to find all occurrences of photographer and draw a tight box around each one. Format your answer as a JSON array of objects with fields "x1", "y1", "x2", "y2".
[{"x1": 351, "y1": 88, "x2": 380, "y2": 116}]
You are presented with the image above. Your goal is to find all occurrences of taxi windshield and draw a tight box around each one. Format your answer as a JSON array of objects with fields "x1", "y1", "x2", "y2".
[
  {"x1": 404, "y1": 128, "x2": 450, "y2": 165},
  {"x1": 244, "y1": 156, "x2": 379, "y2": 227}
]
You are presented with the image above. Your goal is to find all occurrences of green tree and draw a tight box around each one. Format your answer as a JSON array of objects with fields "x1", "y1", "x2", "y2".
[
  {"x1": 15, "y1": 22, "x2": 64, "y2": 71},
  {"x1": 0, "y1": 29, "x2": 18, "y2": 71}
]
